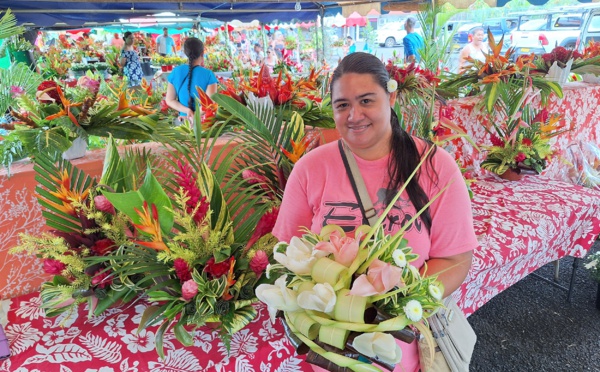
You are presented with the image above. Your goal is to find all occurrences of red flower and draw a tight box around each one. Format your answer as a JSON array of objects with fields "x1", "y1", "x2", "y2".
[
  {"x1": 490, "y1": 134, "x2": 505, "y2": 147},
  {"x1": 246, "y1": 207, "x2": 279, "y2": 250},
  {"x1": 37, "y1": 81, "x2": 61, "y2": 105},
  {"x1": 541, "y1": 53, "x2": 554, "y2": 64},
  {"x1": 532, "y1": 108, "x2": 549, "y2": 124},
  {"x1": 514, "y1": 152, "x2": 526, "y2": 163},
  {"x1": 204, "y1": 257, "x2": 233, "y2": 278},
  {"x1": 522, "y1": 138, "x2": 533, "y2": 147},
  {"x1": 94, "y1": 195, "x2": 115, "y2": 214},
  {"x1": 551, "y1": 46, "x2": 570, "y2": 63},
  {"x1": 250, "y1": 250, "x2": 269, "y2": 276},
  {"x1": 174, "y1": 258, "x2": 192, "y2": 282},
  {"x1": 91, "y1": 239, "x2": 116, "y2": 256},
  {"x1": 92, "y1": 269, "x2": 112, "y2": 289},
  {"x1": 174, "y1": 160, "x2": 209, "y2": 224},
  {"x1": 43, "y1": 259, "x2": 66, "y2": 275}
]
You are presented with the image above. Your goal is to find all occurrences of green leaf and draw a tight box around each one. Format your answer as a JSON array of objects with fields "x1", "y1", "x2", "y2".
[
  {"x1": 94, "y1": 287, "x2": 131, "y2": 316},
  {"x1": 155, "y1": 320, "x2": 172, "y2": 359},
  {"x1": 100, "y1": 189, "x2": 145, "y2": 225},
  {"x1": 138, "y1": 167, "x2": 174, "y2": 234},
  {"x1": 138, "y1": 305, "x2": 167, "y2": 332},
  {"x1": 174, "y1": 320, "x2": 194, "y2": 347},
  {"x1": 223, "y1": 305, "x2": 257, "y2": 335}
]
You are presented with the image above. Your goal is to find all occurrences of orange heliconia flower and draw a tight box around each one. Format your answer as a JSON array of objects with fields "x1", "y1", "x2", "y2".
[
  {"x1": 132, "y1": 201, "x2": 170, "y2": 252},
  {"x1": 44, "y1": 169, "x2": 90, "y2": 216},
  {"x1": 221, "y1": 258, "x2": 237, "y2": 301},
  {"x1": 281, "y1": 136, "x2": 311, "y2": 164},
  {"x1": 44, "y1": 85, "x2": 83, "y2": 126}
]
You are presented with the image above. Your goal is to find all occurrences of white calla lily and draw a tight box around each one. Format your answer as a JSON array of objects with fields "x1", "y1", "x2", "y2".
[
  {"x1": 296, "y1": 282, "x2": 337, "y2": 313},
  {"x1": 352, "y1": 332, "x2": 402, "y2": 365},
  {"x1": 273, "y1": 236, "x2": 329, "y2": 275},
  {"x1": 255, "y1": 275, "x2": 300, "y2": 322}
]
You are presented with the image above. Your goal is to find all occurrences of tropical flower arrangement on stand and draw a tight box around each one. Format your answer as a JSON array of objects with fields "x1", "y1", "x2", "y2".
[
  {"x1": 570, "y1": 41, "x2": 600, "y2": 83},
  {"x1": 257, "y1": 151, "x2": 447, "y2": 371},
  {"x1": 533, "y1": 46, "x2": 578, "y2": 84},
  {"x1": 479, "y1": 76, "x2": 570, "y2": 179}
]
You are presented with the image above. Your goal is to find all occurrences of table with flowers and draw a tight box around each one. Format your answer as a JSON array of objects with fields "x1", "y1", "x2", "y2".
[
  {"x1": 446, "y1": 81, "x2": 600, "y2": 183},
  {"x1": 3, "y1": 171, "x2": 599, "y2": 371}
]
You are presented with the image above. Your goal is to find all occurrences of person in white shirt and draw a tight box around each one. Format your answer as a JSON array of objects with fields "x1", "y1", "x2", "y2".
[
  {"x1": 458, "y1": 27, "x2": 490, "y2": 72},
  {"x1": 156, "y1": 28, "x2": 176, "y2": 56}
]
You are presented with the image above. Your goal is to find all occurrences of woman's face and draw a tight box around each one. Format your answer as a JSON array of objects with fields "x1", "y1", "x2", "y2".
[
  {"x1": 473, "y1": 30, "x2": 484, "y2": 43},
  {"x1": 332, "y1": 73, "x2": 395, "y2": 160}
]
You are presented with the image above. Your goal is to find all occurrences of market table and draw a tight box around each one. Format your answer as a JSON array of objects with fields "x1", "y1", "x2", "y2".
[
  {"x1": 446, "y1": 81, "x2": 600, "y2": 182},
  {"x1": 2, "y1": 173, "x2": 599, "y2": 371}
]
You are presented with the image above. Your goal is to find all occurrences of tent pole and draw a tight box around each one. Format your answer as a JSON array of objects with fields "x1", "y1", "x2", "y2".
[
  {"x1": 315, "y1": 13, "x2": 320, "y2": 67},
  {"x1": 320, "y1": 5, "x2": 325, "y2": 68}
]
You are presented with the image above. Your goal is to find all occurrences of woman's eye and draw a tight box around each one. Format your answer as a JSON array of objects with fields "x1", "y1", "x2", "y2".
[
  {"x1": 335, "y1": 103, "x2": 348, "y2": 110},
  {"x1": 361, "y1": 99, "x2": 372, "y2": 104}
]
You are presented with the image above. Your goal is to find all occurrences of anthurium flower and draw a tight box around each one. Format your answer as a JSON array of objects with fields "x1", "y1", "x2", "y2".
[
  {"x1": 314, "y1": 231, "x2": 360, "y2": 267},
  {"x1": 348, "y1": 259, "x2": 403, "y2": 297},
  {"x1": 255, "y1": 275, "x2": 300, "y2": 322},
  {"x1": 352, "y1": 332, "x2": 402, "y2": 365},
  {"x1": 273, "y1": 237, "x2": 328, "y2": 275},
  {"x1": 296, "y1": 282, "x2": 336, "y2": 313}
]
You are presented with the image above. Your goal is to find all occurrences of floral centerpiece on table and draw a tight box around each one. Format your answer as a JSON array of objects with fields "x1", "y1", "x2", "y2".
[
  {"x1": 571, "y1": 41, "x2": 600, "y2": 82},
  {"x1": 533, "y1": 46, "x2": 577, "y2": 84},
  {"x1": 257, "y1": 150, "x2": 446, "y2": 371},
  {"x1": 438, "y1": 30, "x2": 563, "y2": 112},
  {"x1": 479, "y1": 77, "x2": 570, "y2": 177}
]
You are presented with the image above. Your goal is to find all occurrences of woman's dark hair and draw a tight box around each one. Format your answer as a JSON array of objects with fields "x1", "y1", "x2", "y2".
[
  {"x1": 183, "y1": 37, "x2": 204, "y2": 112},
  {"x1": 123, "y1": 31, "x2": 132, "y2": 40},
  {"x1": 329, "y1": 52, "x2": 437, "y2": 232}
]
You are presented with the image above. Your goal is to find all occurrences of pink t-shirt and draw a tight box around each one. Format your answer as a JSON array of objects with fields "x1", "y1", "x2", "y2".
[{"x1": 273, "y1": 138, "x2": 478, "y2": 372}]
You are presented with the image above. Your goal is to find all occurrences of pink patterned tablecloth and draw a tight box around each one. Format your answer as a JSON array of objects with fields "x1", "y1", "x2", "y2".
[
  {"x1": 3, "y1": 174, "x2": 600, "y2": 371},
  {"x1": 446, "y1": 82, "x2": 600, "y2": 182}
]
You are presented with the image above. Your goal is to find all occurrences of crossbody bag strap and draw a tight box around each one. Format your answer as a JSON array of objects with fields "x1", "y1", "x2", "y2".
[{"x1": 338, "y1": 140, "x2": 378, "y2": 227}]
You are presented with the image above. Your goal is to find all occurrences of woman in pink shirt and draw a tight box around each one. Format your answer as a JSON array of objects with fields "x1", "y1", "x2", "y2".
[{"x1": 273, "y1": 52, "x2": 478, "y2": 372}]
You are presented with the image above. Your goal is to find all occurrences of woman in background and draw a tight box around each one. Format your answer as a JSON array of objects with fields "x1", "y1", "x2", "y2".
[
  {"x1": 119, "y1": 31, "x2": 143, "y2": 88},
  {"x1": 264, "y1": 47, "x2": 279, "y2": 73},
  {"x1": 165, "y1": 37, "x2": 218, "y2": 124}
]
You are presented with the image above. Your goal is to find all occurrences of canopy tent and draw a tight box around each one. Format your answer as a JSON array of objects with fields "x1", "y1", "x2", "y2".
[
  {"x1": 345, "y1": 11, "x2": 367, "y2": 27},
  {"x1": 382, "y1": 0, "x2": 600, "y2": 12},
  {"x1": 0, "y1": 1, "x2": 342, "y2": 28}
]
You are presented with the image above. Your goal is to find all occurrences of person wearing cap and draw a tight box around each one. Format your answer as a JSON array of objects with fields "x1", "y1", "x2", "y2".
[{"x1": 156, "y1": 28, "x2": 176, "y2": 56}]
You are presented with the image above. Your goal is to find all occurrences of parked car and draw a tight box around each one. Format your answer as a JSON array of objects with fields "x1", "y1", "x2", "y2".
[
  {"x1": 449, "y1": 22, "x2": 483, "y2": 52},
  {"x1": 376, "y1": 21, "x2": 422, "y2": 48},
  {"x1": 441, "y1": 20, "x2": 473, "y2": 33},
  {"x1": 578, "y1": 6, "x2": 600, "y2": 50},
  {"x1": 482, "y1": 17, "x2": 519, "y2": 47},
  {"x1": 509, "y1": 9, "x2": 586, "y2": 59}
]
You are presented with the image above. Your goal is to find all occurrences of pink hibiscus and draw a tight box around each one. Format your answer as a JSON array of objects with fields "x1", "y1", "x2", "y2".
[
  {"x1": 348, "y1": 259, "x2": 403, "y2": 297},
  {"x1": 314, "y1": 231, "x2": 360, "y2": 267}
]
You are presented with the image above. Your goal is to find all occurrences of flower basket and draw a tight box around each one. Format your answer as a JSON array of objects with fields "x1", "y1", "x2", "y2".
[
  {"x1": 545, "y1": 59, "x2": 573, "y2": 85},
  {"x1": 166, "y1": 65, "x2": 173, "y2": 71},
  {"x1": 161, "y1": 65, "x2": 168, "y2": 72},
  {"x1": 498, "y1": 168, "x2": 524, "y2": 181}
]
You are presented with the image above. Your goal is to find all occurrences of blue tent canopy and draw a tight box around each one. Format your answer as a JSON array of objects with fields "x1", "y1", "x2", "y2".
[{"x1": 0, "y1": 1, "x2": 341, "y2": 27}]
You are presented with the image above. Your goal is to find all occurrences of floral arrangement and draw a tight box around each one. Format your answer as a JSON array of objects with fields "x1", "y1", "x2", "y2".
[
  {"x1": 584, "y1": 250, "x2": 600, "y2": 282},
  {"x1": 37, "y1": 46, "x2": 72, "y2": 79},
  {"x1": 151, "y1": 55, "x2": 187, "y2": 66},
  {"x1": 204, "y1": 52, "x2": 234, "y2": 72},
  {"x1": 535, "y1": 46, "x2": 580, "y2": 74},
  {"x1": 571, "y1": 41, "x2": 600, "y2": 80},
  {"x1": 479, "y1": 77, "x2": 570, "y2": 176},
  {"x1": 284, "y1": 34, "x2": 298, "y2": 50},
  {"x1": 71, "y1": 62, "x2": 110, "y2": 72},
  {"x1": 257, "y1": 152, "x2": 446, "y2": 371},
  {"x1": 438, "y1": 30, "x2": 563, "y2": 113}
]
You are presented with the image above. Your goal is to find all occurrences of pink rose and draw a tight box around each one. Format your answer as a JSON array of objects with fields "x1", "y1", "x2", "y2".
[
  {"x1": 314, "y1": 231, "x2": 360, "y2": 267},
  {"x1": 250, "y1": 250, "x2": 269, "y2": 276},
  {"x1": 43, "y1": 259, "x2": 66, "y2": 275},
  {"x1": 181, "y1": 279, "x2": 198, "y2": 301},
  {"x1": 348, "y1": 259, "x2": 403, "y2": 297}
]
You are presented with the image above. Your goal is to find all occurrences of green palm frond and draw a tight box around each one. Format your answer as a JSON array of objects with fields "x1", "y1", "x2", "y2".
[
  {"x1": 0, "y1": 10, "x2": 24, "y2": 41},
  {"x1": 0, "y1": 62, "x2": 43, "y2": 114},
  {"x1": 34, "y1": 154, "x2": 97, "y2": 234}
]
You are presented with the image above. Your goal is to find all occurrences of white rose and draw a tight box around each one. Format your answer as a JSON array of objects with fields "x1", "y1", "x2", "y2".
[
  {"x1": 255, "y1": 275, "x2": 300, "y2": 322},
  {"x1": 352, "y1": 332, "x2": 402, "y2": 365},
  {"x1": 296, "y1": 282, "x2": 337, "y2": 314},
  {"x1": 273, "y1": 236, "x2": 328, "y2": 275}
]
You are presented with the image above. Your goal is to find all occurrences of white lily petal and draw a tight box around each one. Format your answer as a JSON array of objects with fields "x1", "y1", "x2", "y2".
[
  {"x1": 296, "y1": 283, "x2": 336, "y2": 313},
  {"x1": 352, "y1": 332, "x2": 378, "y2": 358}
]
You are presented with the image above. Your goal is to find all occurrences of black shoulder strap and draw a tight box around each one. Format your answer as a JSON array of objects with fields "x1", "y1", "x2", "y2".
[{"x1": 338, "y1": 140, "x2": 369, "y2": 226}]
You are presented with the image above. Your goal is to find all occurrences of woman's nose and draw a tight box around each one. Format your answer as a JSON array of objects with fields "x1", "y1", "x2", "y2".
[{"x1": 348, "y1": 105, "x2": 363, "y2": 121}]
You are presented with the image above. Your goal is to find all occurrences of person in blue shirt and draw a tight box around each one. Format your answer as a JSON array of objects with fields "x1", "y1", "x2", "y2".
[
  {"x1": 346, "y1": 36, "x2": 356, "y2": 55},
  {"x1": 403, "y1": 17, "x2": 424, "y2": 63},
  {"x1": 119, "y1": 32, "x2": 143, "y2": 88},
  {"x1": 166, "y1": 37, "x2": 218, "y2": 124}
]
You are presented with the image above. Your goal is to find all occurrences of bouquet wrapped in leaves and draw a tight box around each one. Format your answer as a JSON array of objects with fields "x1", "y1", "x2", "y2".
[{"x1": 257, "y1": 149, "x2": 447, "y2": 371}]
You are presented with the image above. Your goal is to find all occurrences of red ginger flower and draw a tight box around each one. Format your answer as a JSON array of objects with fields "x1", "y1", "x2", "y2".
[
  {"x1": 490, "y1": 134, "x2": 505, "y2": 147},
  {"x1": 250, "y1": 250, "x2": 269, "y2": 276},
  {"x1": 174, "y1": 160, "x2": 209, "y2": 224},
  {"x1": 522, "y1": 138, "x2": 533, "y2": 147},
  {"x1": 515, "y1": 153, "x2": 526, "y2": 163},
  {"x1": 174, "y1": 258, "x2": 192, "y2": 282},
  {"x1": 204, "y1": 257, "x2": 233, "y2": 279},
  {"x1": 246, "y1": 207, "x2": 279, "y2": 251},
  {"x1": 94, "y1": 195, "x2": 115, "y2": 214},
  {"x1": 43, "y1": 259, "x2": 66, "y2": 275},
  {"x1": 552, "y1": 46, "x2": 570, "y2": 63},
  {"x1": 91, "y1": 239, "x2": 116, "y2": 256}
]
